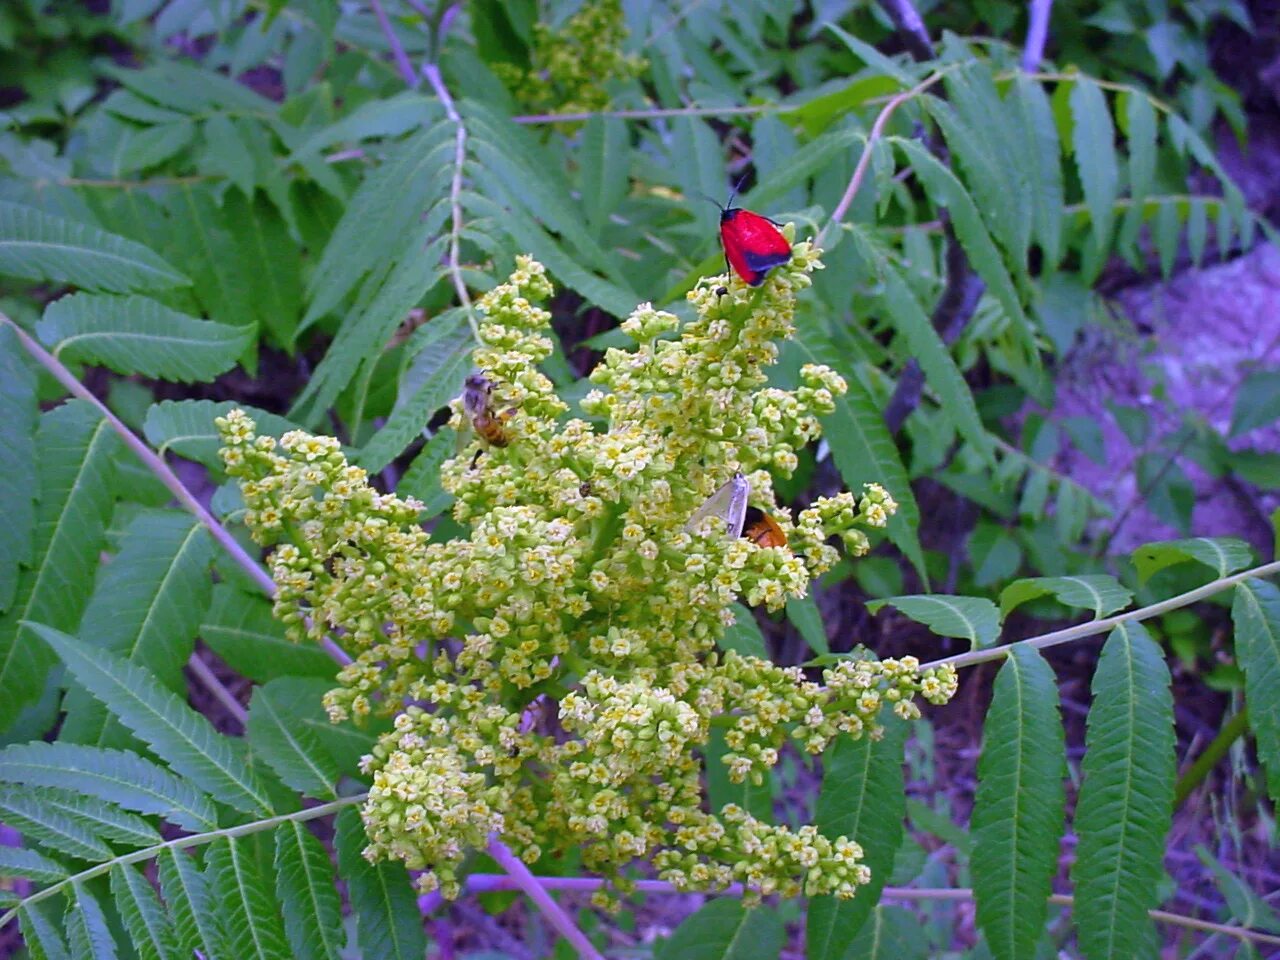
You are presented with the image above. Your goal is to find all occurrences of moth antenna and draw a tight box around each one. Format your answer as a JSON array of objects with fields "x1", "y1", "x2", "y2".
[{"x1": 724, "y1": 172, "x2": 750, "y2": 211}]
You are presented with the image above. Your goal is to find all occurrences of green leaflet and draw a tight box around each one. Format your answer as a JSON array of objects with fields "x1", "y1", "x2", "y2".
[
  {"x1": 356, "y1": 309, "x2": 474, "y2": 472},
  {"x1": 221, "y1": 190, "x2": 302, "y2": 349},
  {"x1": 1013, "y1": 75, "x2": 1064, "y2": 269},
  {"x1": 1132, "y1": 536, "x2": 1254, "y2": 584},
  {"x1": 110, "y1": 865, "x2": 183, "y2": 960},
  {"x1": 866, "y1": 594, "x2": 1002, "y2": 649},
  {"x1": 0, "y1": 200, "x2": 188, "y2": 293},
  {"x1": 61, "y1": 510, "x2": 213, "y2": 749},
  {"x1": 998, "y1": 574, "x2": 1133, "y2": 619},
  {"x1": 705, "y1": 728, "x2": 773, "y2": 823},
  {"x1": 1068, "y1": 78, "x2": 1120, "y2": 274},
  {"x1": 843, "y1": 905, "x2": 928, "y2": 960},
  {"x1": 579, "y1": 115, "x2": 630, "y2": 240},
  {"x1": 1231, "y1": 580, "x2": 1280, "y2": 808},
  {"x1": 807, "y1": 717, "x2": 908, "y2": 958},
  {"x1": 32, "y1": 623, "x2": 278, "y2": 817},
  {"x1": 157, "y1": 847, "x2": 223, "y2": 960},
  {"x1": 19, "y1": 898, "x2": 72, "y2": 960},
  {"x1": 247, "y1": 680, "x2": 342, "y2": 800},
  {"x1": 290, "y1": 223, "x2": 449, "y2": 423},
  {"x1": 792, "y1": 335, "x2": 924, "y2": 577},
  {"x1": 199, "y1": 585, "x2": 337, "y2": 684},
  {"x1": 0, "y1": 785, "x2": 113, "y2": 861},
  {"x1": 0, "y1": 846, "x2": 67, "y2": 884},
  {"x1": 335, "y1": 807, "x2": 427, "y2": 960},
  {"x1": 37, "y1": 293, "x2": 251, "y2": 383},
  {"x1": 143, "y1": 399, "x2": 302, "y2": 470},
  {"x1": 302, "y1": 123, "x2": 455, "y2": 330},
  {"x1": 274, "y1": 822, "x2": 343, "y2": 960},
  {"x1": 850, "y1": 229, "x2": 993, "y2": 464},
  {"x1": 971, "y1": 646, "x2": 1066, "y2": 960},
  {"x1": 657, "y1": 898, "x2": 785, "y2": 960},
  {"x1": 1071, "y1": 622, "x2": 1174, "y2": 960},
  {"x1": 0, "y1": 741, "x2": 217, "y2": 831},
  {"x1": 206, "y1": 838, "x2": 291, "y2": 960},
  {"x1": 67, "y1": 880, "x2": 120, "y2": 960},
  {"x1": 0, "y1": 323, "x2": 38, "y2": 612},
  {"x1": 892, "y1": 137, "x2": 1034, "y2": 355},
  {"x1": 718, "y1": 603, "x2": 767, "y2": 658},
  {"x1": 0, "y1": 401, "x2": 120, "y2": 734}
]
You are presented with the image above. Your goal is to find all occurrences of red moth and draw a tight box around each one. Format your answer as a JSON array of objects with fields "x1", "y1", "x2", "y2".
[{"x1": 710, "y1": 178, "x2": 792, "y2": 286}]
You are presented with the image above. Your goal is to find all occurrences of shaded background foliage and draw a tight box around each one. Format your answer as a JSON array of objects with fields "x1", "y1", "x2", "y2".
[{"x1": 0, "y1": 0, "x2": 1279, "y2": 958}]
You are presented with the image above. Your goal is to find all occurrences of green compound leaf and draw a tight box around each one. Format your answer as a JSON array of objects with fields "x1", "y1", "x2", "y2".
[
  {"x1": 336, "y1": 807, "x2": 427, "y2": 960},
  {"x1": 0, "y1": 200, "x2": 188, "y2": 292},
  {"x1": 274, "y1": 821, "x2": 344, "y2": 960},
  {"x1": 206, "y1": 838, "x2": 291, "y2": 960},
  {"x1": 999, "y1": 574, "x2": 1133, "y2": 619},
  {"x1": 1232, "y1": 579, "x2": 1280, "y2": 808},
  {"x1": 972, "y1": 646, "x2": 1066, "y2": 960},
  {"x1": 1071, "y1": 622, "x2": 1174, "y2": 960},
  {"x1": 32, "y1": 623, "x2": 277, "y2": 817},
  {"x1": 37, "y1": 294, "x2": 252, "y2": 383},
  {"x1": 807, "y1": 717, "x2": 908, "y2": 959},
  {"x1": 111, "y1": 864, "x2": 183, "y2": 960},
  {"x1": 0, "y1": 401, "x2": 119, "y2": 734},
  {"x1": 1132, "y1": 537, "x2": 1254, "y2": 584},
  {"x1": 0, "y1": 741, "x2": 217, "y2": 831},
  {"x1": 657, "y1": 898, "x2": 785, "y2": 960},
  {"x1": 867, "y1": 594, "x2": 1002, "y2": 649}
]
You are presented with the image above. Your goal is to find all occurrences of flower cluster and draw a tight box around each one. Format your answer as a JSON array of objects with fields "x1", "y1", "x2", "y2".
[
  {"x1": 495, "y1": 0, "x2": 646, "y2": 118},
  {"x1": 219, "y1": 241, "x2": 958, "y2": 906}
]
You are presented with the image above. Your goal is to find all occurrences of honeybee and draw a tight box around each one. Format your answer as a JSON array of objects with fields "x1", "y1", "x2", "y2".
[
  {"x1": 685, "y1": 472, "x2": 788, "y2": 547},
  {"x1": 462, "y1": 372, "x2": 513, "y2": 448}
]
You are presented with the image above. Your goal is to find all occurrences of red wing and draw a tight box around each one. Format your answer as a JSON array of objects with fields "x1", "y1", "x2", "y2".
[{"x1": 720, "y1": 209, "x2": 791, "y2": 286}]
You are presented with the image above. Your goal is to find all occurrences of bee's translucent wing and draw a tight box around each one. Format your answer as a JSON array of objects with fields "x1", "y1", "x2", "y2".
[{"x1": 685, "y1": 473, "x2": 750, "y2": 538}]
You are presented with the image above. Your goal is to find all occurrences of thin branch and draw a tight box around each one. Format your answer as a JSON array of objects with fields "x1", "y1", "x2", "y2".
[
  {"x1": 185, "y1": 653, "x2": 248, "y2": 726},
  {"x1": 1, "y1": 315, "x2": 352, "y2": 668},
  {"x1": 0, "y1": 794, "x2": 366, "y2": 927},
  {"x1": 877, "y1": 0, "x2": 936, "y2": 62},
  {"x1": 1022, "y1": 0, "x2": 1054, "y2": 72},
  {"x1": 815, "y1": 67, "x2": 954, "y2": 248},
  {"x1": 922, "y1": 559, "x2": 1280, "y2": 672},
  {"x1": 486, "y1": 838, "x2": 606, "y2": 960},
  {"x1": 369, "y1": 0, "x2": 420, "y2": 88},
  {"x1": 422, "y1": 874, "x2": 1280, "y2": 948},
  {"x1": 422, "y1": 61, "x2": 481, "y2": 343},
  {"x1": 514, "y1": 103, "x2": 783, "y2": 124}
]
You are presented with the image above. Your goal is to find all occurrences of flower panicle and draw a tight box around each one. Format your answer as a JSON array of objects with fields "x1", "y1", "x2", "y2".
[{"x1": 216, "y1": 242, "x2": 957, "y2": 904}]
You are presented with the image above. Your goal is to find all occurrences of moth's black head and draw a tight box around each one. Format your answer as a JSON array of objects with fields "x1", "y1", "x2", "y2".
[{"x1": 719, "y1": 206, "x2": 740, "y2": 224}]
